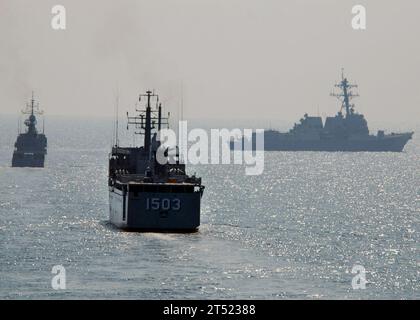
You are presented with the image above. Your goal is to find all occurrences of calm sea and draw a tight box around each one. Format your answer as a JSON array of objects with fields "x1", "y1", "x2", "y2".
[{"x1": 0, "y1": 116, "x2": 418, "y2": 299}]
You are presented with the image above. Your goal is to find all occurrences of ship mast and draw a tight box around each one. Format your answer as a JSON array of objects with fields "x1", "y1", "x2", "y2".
[
  {"x1": 22, "y1": 92, "x2": 43, "y2": 134},
  {"x1": 144, "y1": 91, "x2": 153, "y2": 155},
  {"x1": 127, "y1": 91, "x2": 170, "y2": 158},
  {"x1": 331, "y1": 69, "x2": 359, "y2": 117}
]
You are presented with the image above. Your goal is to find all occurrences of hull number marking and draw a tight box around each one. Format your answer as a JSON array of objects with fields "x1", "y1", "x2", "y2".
[{"x1": 146, "y1": 198, "x2": 181, "y2": 211}]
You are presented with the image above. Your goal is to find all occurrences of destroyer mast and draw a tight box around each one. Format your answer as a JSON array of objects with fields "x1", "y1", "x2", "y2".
[{"x1": 331, "y1": 69, "x2": 360, "y2": 118}]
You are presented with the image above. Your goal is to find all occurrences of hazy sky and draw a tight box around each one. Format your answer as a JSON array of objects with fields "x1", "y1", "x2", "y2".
[{"x1": 0, "y1": 0, "x2": 419, "y2": 127}]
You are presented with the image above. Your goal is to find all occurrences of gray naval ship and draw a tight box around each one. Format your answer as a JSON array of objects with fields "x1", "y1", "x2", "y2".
[
  {"x1": 12, "y1": 94, "x2": 47, "y2": 167},
  {"x1": 236, "y1": 72, "x2": 413, "y2": 152},
  {"x1": 108, "y1": 91, "x2": 205, "y2": 232}
]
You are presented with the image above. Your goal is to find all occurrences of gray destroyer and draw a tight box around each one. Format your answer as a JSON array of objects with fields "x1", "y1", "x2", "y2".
[
  {"x1": 108, "y1": 91, "x2": 205, "y2": 232},
  {"x1": 12, "y1": 94, "x2": 47, "y2": 167},
  {"x1": 237, "y1": 72, "x2": 413, "y2": 152}
]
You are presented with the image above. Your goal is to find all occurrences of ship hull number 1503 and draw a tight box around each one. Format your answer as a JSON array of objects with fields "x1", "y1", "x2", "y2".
[{"x1": 146, "y1": 198, "x2": 181, "y2": 211}]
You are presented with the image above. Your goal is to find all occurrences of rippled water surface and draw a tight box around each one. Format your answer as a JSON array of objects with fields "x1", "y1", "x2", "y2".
[{"x1": 0, "y1": 118, "x2": 419, "y2": 299}]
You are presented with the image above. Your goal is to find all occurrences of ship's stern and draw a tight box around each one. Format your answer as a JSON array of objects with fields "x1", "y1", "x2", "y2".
[{"x1": 109, "y1": 183, "x2": 203, "y2": 232}]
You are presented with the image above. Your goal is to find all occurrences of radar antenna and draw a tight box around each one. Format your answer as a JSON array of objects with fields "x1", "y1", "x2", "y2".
[
  {"x1": 21, "y1": 92, "x2": 44, "y2": 116},
  {"x1": 21, "y1": 92, "x2": 44, "y2": 134},
  {"x1": 126, "y1": 91, "x2": 170, "y2": 158},
  {"x1": 330, "y1": 69, "x2": 359, "y2": 117}
]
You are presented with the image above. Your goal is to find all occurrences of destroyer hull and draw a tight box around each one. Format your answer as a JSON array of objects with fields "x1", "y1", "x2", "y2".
[
  {"x1": 12, "y1": 152, "x2": 45, "y2": 167},
  {"x1": 264, "y1": 138, "x2": 412, "y2": 152},
  {"x1": 240, "y1": 132, "x2": 414, "y2": 152},
  {"x1": 109, "y1": 186, "x2": 201, "y2": 231}
]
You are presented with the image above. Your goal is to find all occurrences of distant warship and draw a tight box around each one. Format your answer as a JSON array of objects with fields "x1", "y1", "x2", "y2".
[
  {"x1": 108, "y1": 91, "x2": 205, "y2": 232},
  {"x1": 12, "y1": 93, "x2": 47, "y2": 167},
  {"x1": 234, "y1": 71, "x2": 413, "y2": 152}
]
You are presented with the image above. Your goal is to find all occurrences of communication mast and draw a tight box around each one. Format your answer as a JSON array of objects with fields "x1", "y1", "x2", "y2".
[{"x1": 330, "y1": 69, "x2": 359, "y2": 117}]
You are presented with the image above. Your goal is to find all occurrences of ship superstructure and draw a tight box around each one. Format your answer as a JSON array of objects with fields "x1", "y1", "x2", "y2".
[
  {"x1": 12, "y1": 93, "x2": 47, "y2": 167},
  {"x1": 236, "y1": 71, "x2": 413, "y2": 152},
  {"x1": 108, "y1": 91, "x2": 204, "y2": 231}
]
